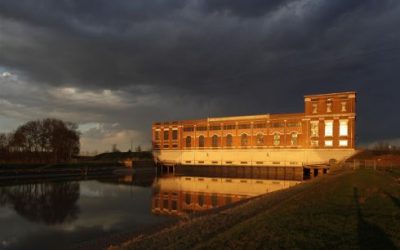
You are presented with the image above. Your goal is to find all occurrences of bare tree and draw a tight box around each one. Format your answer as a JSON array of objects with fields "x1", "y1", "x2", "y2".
[{"x1": 0, "y1": 118, "x2": 80, "y2": 163}]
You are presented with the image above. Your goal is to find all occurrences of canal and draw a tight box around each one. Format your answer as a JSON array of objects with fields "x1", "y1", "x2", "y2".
[{"x1": 0, "y1": 167, "x2": 302, "y2": 249}]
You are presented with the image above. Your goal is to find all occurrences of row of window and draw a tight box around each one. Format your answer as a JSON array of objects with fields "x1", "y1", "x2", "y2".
[
  {"x1": 310, "y1": 120, "x2": 348, "y2": 137},
  {"x1": 184, "y1": 133, "x2": 298, "y2": 148},
  {"x1": 311, "y1": 139, "x2": 348, "y2": 147},
  {"x1": 181, "y1": 122, "x2": 301, "y2": 132},
  {"x1": 311, "y1": 100, "x2": 348, "y2": 114},
  {"x1": 156, "y1": 124, "x2": 303, "y2": 141},
  {"x1": 154, "y1": 194, "x2": 233, "y2": 210},
  {"x1": 155, "y1": 130, "x2": 178, "y2": 141},
  {"x1": 155, "y1": 119, "x2": 348, "y2": 141}
]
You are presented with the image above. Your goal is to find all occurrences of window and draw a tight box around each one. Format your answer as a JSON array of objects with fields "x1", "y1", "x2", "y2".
[
  {"x1": 325, "y1": 140, "x2": 333, "y2": 147},
  {"x1": 223, "y1": 124, "x2": 236, "y2": 130},
  {"x1": 256, "y1": 133, "x2": 264, "y2": 146},
  {"x1": 254, "y1": 123, "x2": 266, "y2": 128},
  {"x1": 312, "y1": 103, "x2": 318, "y2": 114},
  {"x1": 326, "y1": 101, "x2": 332, "y2": 112},
  {"x1": 241, "y1": 134, "x2": 248, "y2": 146},
  {"x1": 198, "y1": 135, "x2": 205, "y2": 148},
  {"x1": 310, "y1": 121, "x2": 319, "y2": 137},
  {"x1": 273, "y1": 133, "x2": 280, "y2": 146},
  {"x1": 183, "y1": 126, "x2": 194, "y2": 132},
  {"x1": 291, "y1": 132, "x2": 298, "y2": 146},
  {"x1": 238, "y1": 124, "x2": 251, "y2": 129},
  {"x1": 212, "y1": 135, "x2": 219, "y2": 147},
  {"x1": 198, "y1": 194, "x2": 205, "y2": 207},
  {"x1": 185, "y1": 136, "x2": 191, "y2": 148},
  {"x1": 163, "y1": 199, "x2": 169, "y2": 210},
  {"x1": 311, "y1": 140, "x2": 319, "y2": 147},
  {"x1": 339, "y1": 140, "x2": 348, "y2": 147},
  {"x1": 163, "y1": 130, "x2": 169, "y2": 140},
  {"x1": 341, "y1": 101, "x2": 347, "y2": 112},
  {"x1": 172, "y1": 130, "x2": 178, "y2": 140},
  {"x1": 287, "y1": 122, "x2": 301, "y2": 127},
  {"x1": 325, "y1": 120, "x2": 333, "y2": 137},
  {"x1": 271, "y1": 122, "x2": 284, "y2": 128},
  {"x1": 226, "y1": 134, "x2": 233, "y2": 147},
  {"x1": 339, "y1": 120, "x2": 348, "y2": 136},
  {"x1": 155, "y1": 131, "x2": 160, "y2": 140},
  {"x1": 210, "y1": 125, "x2": 221, "y2": 130},
  {"x1": 211, "y1": 194, "x2": 218, "y2": 207},
  {"x1": 185, "y1": 193, "x2": 191, "y2": 205},
  {"x1": 171, "y1": 200, "x2": 177, "y2": 210},
  {"x1": 196, "y1": 126, "x2": 207, "y2": 131}
]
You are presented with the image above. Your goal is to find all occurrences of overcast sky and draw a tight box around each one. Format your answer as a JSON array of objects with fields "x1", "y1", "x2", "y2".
[{"x1": 0, "y1": 0, "x2": 399, "y2": 153}]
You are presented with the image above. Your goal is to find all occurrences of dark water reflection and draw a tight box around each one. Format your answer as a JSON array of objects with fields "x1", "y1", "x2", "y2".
[
  {"x1": 0, "y1": 182, "x2": 80, "y2": 225},
  {"x1": 0, "y1": 174, "x2": 169, "y2": 250},
  {"x1": 0, "y1": 167, "x2": 302, "y2": 249}
]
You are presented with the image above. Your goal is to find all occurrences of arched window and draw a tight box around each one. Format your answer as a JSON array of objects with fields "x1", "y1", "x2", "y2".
[
  {"x1": 185, "y1": 193, "x2": 191, "y2": 205},
  {"x1": 212, "y1": 135, "x2": 219, "y2": 148},
  {"x1": 185, "y1": 136, "x2": 191, "y2": 148},
  {"x1": 256, "y1": 133, "x2": 264, "y2": 146},
  {"x1": 241, "y1": 134, "x2": 248, "y2": 147},
  {"x1": 291, "y1": 132, "x2": 298, "y2": 146},
  {"x1": 211, "y1": 194, "x2": 218, "y2": 207},
  {"x1": 226, "y1": 134, "x2": 233, "y2": 147},
  {"x1": 198, "y1": 135, "x2": 205, "y2": 148},
  {"x1": 273, "y1": 133, "x2": 280, "y2": 146},
  {"x1": 198, "y1": 193, "x2": 205, "y2": 207}
]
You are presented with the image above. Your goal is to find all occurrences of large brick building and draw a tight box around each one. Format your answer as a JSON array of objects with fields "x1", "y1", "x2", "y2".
[{"x1": 152, "y1": 91, "x2": 356, "y2": 167}]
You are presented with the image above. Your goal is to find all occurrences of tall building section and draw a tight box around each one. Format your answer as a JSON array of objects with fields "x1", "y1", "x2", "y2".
[{"x1": 152, "y1": 92, "x2": 356, "y2": 167}]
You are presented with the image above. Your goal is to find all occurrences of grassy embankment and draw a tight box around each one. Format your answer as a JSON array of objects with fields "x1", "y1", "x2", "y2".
[{"x1": 115, "y1": 168, "x2": 400, "y2": 250}]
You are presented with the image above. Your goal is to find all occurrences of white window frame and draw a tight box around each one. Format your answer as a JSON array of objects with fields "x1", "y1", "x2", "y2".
[
  {"x1": 311, "y1": 140, "x2": 319, "y2": 147},
  {"x1": 339, "y1": 140, "x2": 348, "y2": 147},
  {"x1": 325, "y1": 120, "x2": 333, "y2": 137},
  {"x1": 339, "y1": 119, "x2": 348, "y2": 136},
  {"x1": 325, "y1": 140, "x2": 333, "y2": 147},
  {"x1": 310, "y1": 121, "x2": 319, "y2": 137},
  {"x1": 341, "y1": 101, "x2": 347, "y2": 112},
  {"x1": 312, "y1": 103, "x2": 318, "y2": 114},
  {"x1": 326, "y1": 102, "x2": 332, "y2": 113}
]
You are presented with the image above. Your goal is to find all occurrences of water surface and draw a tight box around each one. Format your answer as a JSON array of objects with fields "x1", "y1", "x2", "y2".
[
  {"x1": 0, "y1": 167, "x2": 302, "y2": 249},
  {"x1": 0, "y1": 175, "x2": 169, "y2": 250}
]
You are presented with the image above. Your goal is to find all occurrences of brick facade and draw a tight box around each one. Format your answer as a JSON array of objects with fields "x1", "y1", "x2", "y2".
[{"x1": 153, "y1": 92, "x2": 356, "y2": 151}]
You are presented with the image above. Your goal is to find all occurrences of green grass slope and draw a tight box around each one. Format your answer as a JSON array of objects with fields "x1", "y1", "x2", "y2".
[{"x1": 118, "y1": 169, "x2": 400, "y2": 250}]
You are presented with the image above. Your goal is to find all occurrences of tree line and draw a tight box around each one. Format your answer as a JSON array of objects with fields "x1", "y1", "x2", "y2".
[{"x1": 0, "y1": 118, "x2": 80, "y2": 163}]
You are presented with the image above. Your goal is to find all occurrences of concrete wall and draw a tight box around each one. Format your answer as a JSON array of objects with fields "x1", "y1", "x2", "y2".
[{"x1": 153, "y1": 148, "x2": 357, "y2": 166}]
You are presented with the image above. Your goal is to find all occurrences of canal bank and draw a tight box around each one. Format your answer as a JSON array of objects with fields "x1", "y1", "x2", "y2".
[{"x1": 111, "y1": 167, "x2": 400, "y2": 250}]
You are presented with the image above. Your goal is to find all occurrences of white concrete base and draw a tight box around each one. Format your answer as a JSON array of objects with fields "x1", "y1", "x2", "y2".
[{"x1": 153, "y1": 148, "x2": 357, "y2": 166}]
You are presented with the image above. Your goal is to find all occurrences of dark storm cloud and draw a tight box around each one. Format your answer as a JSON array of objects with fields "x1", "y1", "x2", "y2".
[
  {"x1": 0, "y1": 0, "x2": 400, "y2": 147},
  {"x1": 200, "y1": 0, "x2": 294, "y2": 17}
]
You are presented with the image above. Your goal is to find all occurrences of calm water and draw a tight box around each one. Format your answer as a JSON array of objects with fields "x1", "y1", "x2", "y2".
[
  {"x1": 0, "y1": 167, "x2": 301, "y2": 250},
  {"x1": 0, "y1": 174, "x2": 170, "y2": 250}
]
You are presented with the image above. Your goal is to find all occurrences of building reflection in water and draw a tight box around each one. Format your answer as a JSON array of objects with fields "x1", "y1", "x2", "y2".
[
  {"x1": 152, "y1": 169, "x2": 301, "y2": 216},
  {"x1": 0, "y1": 182, "x2": 80, "y2": 225}
]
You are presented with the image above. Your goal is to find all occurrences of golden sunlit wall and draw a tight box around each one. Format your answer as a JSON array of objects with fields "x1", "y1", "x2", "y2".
[{"x1": 152, "y1": 91, "x2": 356, "y2": 166}]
